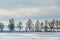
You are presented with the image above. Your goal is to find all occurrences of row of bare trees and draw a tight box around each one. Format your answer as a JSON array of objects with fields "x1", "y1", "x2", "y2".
[
  {"x1": 0, "y1": 18, "x2": 60, "y2": 32},
  {"x1": 25, "y1": 19, "x2": 60, "y2": 32}
]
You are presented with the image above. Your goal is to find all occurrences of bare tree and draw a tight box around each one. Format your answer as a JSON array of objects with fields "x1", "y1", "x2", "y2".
[
  {"x1": 8, "y1": 18, "x2": 15, "y2": 32},
  {"x1": 25, "y1": 22, "x2": 28, "y2": 32},
  {"x1": 31, "y1": 23, "x2": 34, "y2": 32},
  {"x1": 44, "y1": 20, "x2": 48, "y2": 32},
  {"x1": 35, "y1": 20, "x2": 40, "y2": 32},
  {"x1": 17, "y1": 22, "x2": 23, "y2": 32},
  {"x1": 59, "y1": 21, "x2": 60, "y2": 29},
  {"x1": 0, "y1": 23, "x2": 4, "y2": 32},
  {"x1": 49, "y1": 22, "x2": 53, "y2": 32},
  {"x1": 40, "y1": 22, "x2": 43, "y2": 32},
  {"x1": 59, "y1": 21, "x2": 60, "y2": 26},
  {"x1": 26, "y1": 19, "x2": 33, "y2": 32},
  {"x1": 55, "y1": 20, "x2": 59, "y2": 32},
  {"x1": 51, "y1": 19, "x2": 55, "y2": 32}
]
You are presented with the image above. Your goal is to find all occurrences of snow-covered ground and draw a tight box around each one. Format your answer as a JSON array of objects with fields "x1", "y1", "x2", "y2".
[
  {"x1": 0, "y1": 32, "x2": 60, "y2": 40},
  {"x1": 0, "y1": 26, "x2": 60, "y2": 40}
]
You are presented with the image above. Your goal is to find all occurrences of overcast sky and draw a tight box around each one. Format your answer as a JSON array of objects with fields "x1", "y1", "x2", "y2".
[{"x1": 0, "y1": 0, "x2": 60, "y2": 24}]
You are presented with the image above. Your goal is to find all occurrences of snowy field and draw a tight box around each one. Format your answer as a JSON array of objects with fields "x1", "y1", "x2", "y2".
[
  {"x1": 0, "y1": 26, "x2": 60, "y2": 40},
  {"x1": 0, "y1": 32, "x2": 60, "y2": 40}
]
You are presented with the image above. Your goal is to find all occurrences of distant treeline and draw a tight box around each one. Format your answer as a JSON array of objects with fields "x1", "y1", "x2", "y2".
[{"x1": 0, "y1": 18, "x2": 60, "y2": 32}]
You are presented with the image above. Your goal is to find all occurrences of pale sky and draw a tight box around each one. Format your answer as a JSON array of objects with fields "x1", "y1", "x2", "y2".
[{"x1": 0, "y1": 0, "x2": 60, "y2": 25}]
